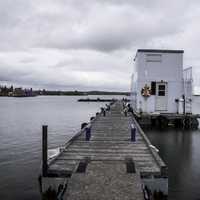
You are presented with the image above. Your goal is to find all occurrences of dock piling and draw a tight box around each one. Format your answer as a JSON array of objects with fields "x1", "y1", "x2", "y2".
[
  {"x1": 131, "y1": 124, "x2": 136, "y2": 142},
  {"x1": 42, "y1": 125, "x2": 48, "y2": 177},
  {"x1": 103, "y1": 109, "x2": 106, "y2": 116},
  {"x1": 85, "y1": 127, "x2": 91, "y2": 141}
]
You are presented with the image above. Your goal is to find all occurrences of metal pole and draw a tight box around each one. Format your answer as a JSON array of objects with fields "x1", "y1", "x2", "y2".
[
  {"x1": 42, "y1": 125, "x2": 48, "y2": 176},
  {"x1": 182, "y1": 94, "x2": 185, "y2": 115}
]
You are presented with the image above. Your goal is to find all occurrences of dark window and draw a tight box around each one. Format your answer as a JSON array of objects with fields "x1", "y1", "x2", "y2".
[
  {"x1": 159, "y1": 85, "x2": 165, "y2": 90},
  {"x1": 151, "y1": 82, "x2": 156, "y2": 95},
  {"x1": 158, "y1": 91, "x2": 165, "y2": 96}
]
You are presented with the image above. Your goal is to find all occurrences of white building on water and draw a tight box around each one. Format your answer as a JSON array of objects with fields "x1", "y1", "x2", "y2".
[{"x1": 131, "y1": 49, "x2": 192, "y2": 114}]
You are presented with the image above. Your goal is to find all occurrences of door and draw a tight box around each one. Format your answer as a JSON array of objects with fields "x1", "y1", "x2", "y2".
[{"x1": 156, "y1": 82, "x2": 167, "y2": 111}]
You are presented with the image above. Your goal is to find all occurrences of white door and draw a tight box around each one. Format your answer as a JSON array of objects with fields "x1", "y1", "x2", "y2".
[{"x1": 156, "y1": 82, "x2": 168, "y2": 111}]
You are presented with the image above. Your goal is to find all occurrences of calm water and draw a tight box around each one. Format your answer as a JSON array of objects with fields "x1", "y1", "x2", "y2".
[
  {"x1": 0, "y1": 96, "x2": 107, "y2": 200},
  {"x1": 145, "y1": 96, "x2": 200, "y2": 200},
  {"x1": 0, "y1": 96, "x2": 200, "y2": 200}
]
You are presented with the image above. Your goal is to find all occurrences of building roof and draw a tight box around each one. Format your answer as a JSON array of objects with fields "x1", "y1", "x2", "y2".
[
  {"x1": 137, "y1": 49, "x2": 184, "y2": 53},
  {"x1": 134, "y1": 49, "x2": 184, "y2": 61}
]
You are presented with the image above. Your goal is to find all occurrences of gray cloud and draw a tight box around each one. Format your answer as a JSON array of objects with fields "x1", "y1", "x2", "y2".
[
  {"x1": 36, "y1": 1, "x2": 186, "y2": 52},
  {"x1": 0, "y1": 0, "x2": 200, "y2": 92}
]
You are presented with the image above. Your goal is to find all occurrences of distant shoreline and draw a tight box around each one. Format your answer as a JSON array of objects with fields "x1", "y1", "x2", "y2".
[
  {"x1": 0, "y1": 91, "x2": 130, "y2": 97},
  {"x1": 39, "y1": 91, "x2": 130, "y2": 96},
  {"x1": 0, "y1": 85, "x2": 130, "y2": 97}
]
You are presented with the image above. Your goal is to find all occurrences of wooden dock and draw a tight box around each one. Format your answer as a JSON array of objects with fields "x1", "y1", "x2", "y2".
[
  {"x1": 134, "y1": 112, "x2": 200, "y2": 129},
  {"x1": 40, "y1": 101, "x2": 168, "y2": 199}
]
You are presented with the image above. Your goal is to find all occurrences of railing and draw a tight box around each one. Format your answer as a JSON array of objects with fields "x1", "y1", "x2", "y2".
[{"x1": 183, "y1": 67, "x2": 193, "y2": 113}]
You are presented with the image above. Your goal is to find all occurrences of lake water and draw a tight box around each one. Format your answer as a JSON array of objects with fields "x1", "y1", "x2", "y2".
[
  {"x1": 0, "y1": 95, "x2": 200, "y2": 200},
  {"x1": 145, "y1": 96, "x2": 200, "y2": 200}
]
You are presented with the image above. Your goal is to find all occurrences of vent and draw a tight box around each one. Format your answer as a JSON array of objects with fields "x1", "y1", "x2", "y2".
[{"x1": 146, "y1": 54, "x2": 162, "y2": 62}]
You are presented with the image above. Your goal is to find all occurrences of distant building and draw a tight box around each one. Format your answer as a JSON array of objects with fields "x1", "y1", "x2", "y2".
[
  {"x1": 131, "y1": 49, "x2": 192, "y2": 114},
  {"x1": 13, "y1": 88, "x2": 26, "y2": 97}
]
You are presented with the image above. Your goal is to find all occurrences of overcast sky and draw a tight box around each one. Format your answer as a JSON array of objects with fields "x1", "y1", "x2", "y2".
[{"x1": 0, "y1": 0, "x2": 200, "y2": 92}]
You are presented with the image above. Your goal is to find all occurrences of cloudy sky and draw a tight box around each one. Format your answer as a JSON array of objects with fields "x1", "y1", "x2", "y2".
[{"x1": 0, "y1": 0, "x2": 200, "y2": 92}]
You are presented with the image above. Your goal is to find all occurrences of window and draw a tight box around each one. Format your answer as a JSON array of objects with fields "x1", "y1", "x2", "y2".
[
  {"x1": 151, "y1": 82, "x2": 156, "y2": 95},
  {"x1": 159, "y1": 85, "x2": 165, "y2": 90},
  {"x1": 158, "y1": 84, "x2": 165, "y2": 96},
  {"x1": 146, "y1": 54, "x2": 162, "y2": 62},
  {"x1": 158, "y1": 91, "x2": 165, "y2": 96}
]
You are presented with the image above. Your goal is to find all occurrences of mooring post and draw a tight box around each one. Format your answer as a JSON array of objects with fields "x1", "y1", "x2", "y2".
[
  {"x1": 103, "y1": 109, "x2": 106, "y2": 116},
  {"x1": 124, "y1": 110, "x2": 127, "y2": 117},
  {"x1": 85, "y1": 126, "x2": 91, "y2": 141},
  {"x1": 131, "y1": 124, "x2": 136, "y2": 142},
  {"x1": 42, "y1": 125, "x2": 48, "y2": 176}
]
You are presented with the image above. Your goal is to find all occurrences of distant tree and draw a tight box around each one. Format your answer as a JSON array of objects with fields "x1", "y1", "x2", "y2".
[{"x1": 10, "y1": 85, "x2": 13, "y2": 92}]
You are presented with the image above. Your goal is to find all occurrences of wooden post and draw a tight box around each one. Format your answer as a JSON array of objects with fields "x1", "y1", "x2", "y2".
[
  {"x1": 103, "y1": 110, "x2": 106, "y2": 116},
  {"x1": 42, "y1": 125, "x2": 48, "y2": 176},
  {"x1": 131, "y1": 124, "x2": 136, "y2": 142},
  {"x1": 124, "y1": 110, "x2": 127, "y2": 117},
  {"x1": 85, "y1": 127, "x2": 91, "y2": 141}
]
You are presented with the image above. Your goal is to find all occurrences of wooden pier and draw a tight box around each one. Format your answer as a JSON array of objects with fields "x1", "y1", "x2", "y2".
[{"x1": 40, "y1": 101, "x2": 168, "y2": 200}]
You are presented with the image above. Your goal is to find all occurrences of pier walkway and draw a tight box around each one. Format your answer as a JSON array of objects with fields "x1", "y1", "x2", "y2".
[{"x1": 42, "y1": 101, "x2": 168, "y2": 199}]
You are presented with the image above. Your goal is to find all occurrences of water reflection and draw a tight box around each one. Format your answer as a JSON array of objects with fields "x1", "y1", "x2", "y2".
[{"x1": 145, "y1": 128, "x2": 200, "y2": 200}]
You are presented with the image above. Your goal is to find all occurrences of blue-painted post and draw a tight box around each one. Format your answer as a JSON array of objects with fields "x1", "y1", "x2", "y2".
[
  {"x1": 85, "y1": 127, "x2": 91, "y2": 141},
  {"x1": 131, "y1": 124, "x2": 136, "y2": 142}
]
